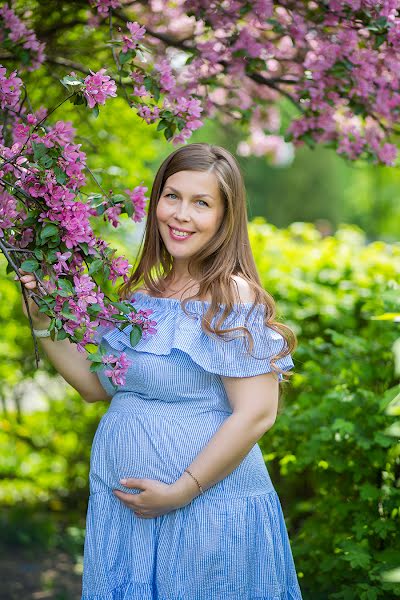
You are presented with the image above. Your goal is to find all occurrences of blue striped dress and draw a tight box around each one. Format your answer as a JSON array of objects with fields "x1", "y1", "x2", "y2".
[{"x1": 81, "y1": 292, "x2": 303, "y2": 600}]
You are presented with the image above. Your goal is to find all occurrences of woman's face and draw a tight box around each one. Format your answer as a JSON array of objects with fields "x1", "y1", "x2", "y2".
[{"x1": 156, "y1": 170, "x2": 225, "y2": 269}]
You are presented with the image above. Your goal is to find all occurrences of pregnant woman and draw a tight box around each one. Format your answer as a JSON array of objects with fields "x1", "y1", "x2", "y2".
[{"x1": 19, "y1": 143, "x2": 303, "y2": 599}]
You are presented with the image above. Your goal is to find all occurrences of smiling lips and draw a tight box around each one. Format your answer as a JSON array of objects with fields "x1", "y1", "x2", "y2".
[{"x1": 168, "y1": 226, "x2": 195, "y2": 240}]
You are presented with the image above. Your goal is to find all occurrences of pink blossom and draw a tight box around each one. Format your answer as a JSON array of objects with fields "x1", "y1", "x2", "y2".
[
  {"x1": 91, "y1": 0, "x2": 121, "y2": 16},
  {"x1": 53, "y1": 251, "x2": 72, "y2": 275},
  {"x1": 109, "y1": 256, "x2": 131, "y2": 283},
  {"x1": 122, "y1": 22, "x2": 146, "y2": 53},
  {"x1": 125, "y1": 185, "x2": 148, "y2": 222},
  {"x1": 103, "y1": 352, "x2": 131, "y2": 386},
  {"x1": 0, "y1": 6, "x2": 45, "y2": 70},
  {"x1": 83, "y1": 69, "x2": 117, "y2": 109},
  {"x1": 137, "y1": 104, "x2": 160, "y2": 124},
  {"x1": 0, "y1": 66, "x2": 22, "y2": 110},
  {"x1": 128, "y1": 309, "x2": 157, "y2": 337},
  {"x1": 104, "y1": 204, "x2": 122, "y2": 228},
  {"x1": 154, "y1": 59, "x2": 177, "y2": 93}
]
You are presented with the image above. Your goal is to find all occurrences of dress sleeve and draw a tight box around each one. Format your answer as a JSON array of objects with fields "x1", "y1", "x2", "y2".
[
  {"x1": 97, "y1": 303, "x2": 294, "y2": 381},
  {"x1": 185, "y1": 304, "x2": 295, "y2": 380}
]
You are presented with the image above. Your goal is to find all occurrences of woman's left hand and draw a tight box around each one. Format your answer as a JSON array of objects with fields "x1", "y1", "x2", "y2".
[{"x1": 113, "y1": 477, "x2": 194, "y2": 518}]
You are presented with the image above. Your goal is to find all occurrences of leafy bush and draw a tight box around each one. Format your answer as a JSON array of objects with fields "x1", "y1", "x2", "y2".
[{"x1": 250, "y1": 220, "x2": 400, "y2": 599}]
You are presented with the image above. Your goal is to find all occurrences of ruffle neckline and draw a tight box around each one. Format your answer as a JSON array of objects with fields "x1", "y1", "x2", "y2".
[{"x1": 96, "y1": 291, "x2": 294, "y2": 379}]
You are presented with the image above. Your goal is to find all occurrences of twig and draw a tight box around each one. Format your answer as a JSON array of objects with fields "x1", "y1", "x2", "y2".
[
  {"x1": 0, "y1": 238, "x2": 41, "y2": 366},
  {"x1": 21, "y1": 284, "x2": 41, "y2": 368},
  {"x1": 109, "y1": 12, "x2": 131, "y2": 105}
]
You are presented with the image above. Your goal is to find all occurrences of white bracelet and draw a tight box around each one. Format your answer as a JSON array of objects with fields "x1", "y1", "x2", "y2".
[{"x1": 33, "y1": 327, "x2": 51, "y2": 338}]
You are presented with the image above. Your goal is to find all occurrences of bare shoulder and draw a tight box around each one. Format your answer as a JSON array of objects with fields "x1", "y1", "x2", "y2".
[{"x1": 230, "y1": 275, "x2": 256, "y2": 304}]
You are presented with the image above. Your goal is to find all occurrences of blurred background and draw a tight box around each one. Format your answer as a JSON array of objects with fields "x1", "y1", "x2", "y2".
[{"x1": 1, "y1": 4, "x2": 400, "y2": 599}]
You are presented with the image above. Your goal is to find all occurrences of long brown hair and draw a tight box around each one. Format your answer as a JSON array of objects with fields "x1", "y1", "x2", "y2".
[{"x1": 118, "y1": 143, "x2": 296, "y2": 382}]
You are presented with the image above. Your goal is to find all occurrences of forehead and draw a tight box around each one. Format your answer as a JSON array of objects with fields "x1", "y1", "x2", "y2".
[{"x1": 163, "y1": 170, "x2": 221, "y2": 198}]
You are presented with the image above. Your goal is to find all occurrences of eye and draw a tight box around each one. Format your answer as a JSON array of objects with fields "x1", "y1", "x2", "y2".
[
  {"x1": 166, "y1": 193, "x2": 177, "y2": 200},
  {"x1": 196, "y1": 199, "x2": 209, "y2": 207}
]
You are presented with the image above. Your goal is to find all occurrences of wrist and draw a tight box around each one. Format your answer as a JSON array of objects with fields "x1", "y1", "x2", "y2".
[
  {"x1": 32, "y1": 317, "x2": 51, "y2": 330},
  {"x1": 170, "y1": 472, "x2": 201, "y2": 507}
]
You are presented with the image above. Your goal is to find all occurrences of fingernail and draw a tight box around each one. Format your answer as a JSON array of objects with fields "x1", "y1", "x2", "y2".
[{"x1": 120, "y1": 479, "x2": 127, "y2": 485}]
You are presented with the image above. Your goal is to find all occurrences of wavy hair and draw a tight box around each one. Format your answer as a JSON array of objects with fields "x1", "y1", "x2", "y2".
[{"x1": 118, "y1": 143, "x2": 296, "y2": 382}]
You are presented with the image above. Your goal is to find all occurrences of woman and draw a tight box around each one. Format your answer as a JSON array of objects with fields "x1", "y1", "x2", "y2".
[{"x1": 20, "y1": 143, "x2": 302, "y2": 599}]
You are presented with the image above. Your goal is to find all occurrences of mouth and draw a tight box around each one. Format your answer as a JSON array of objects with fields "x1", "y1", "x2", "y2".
[{"x1": 168, "y1": 226, "x2": 195, "y2": 241}]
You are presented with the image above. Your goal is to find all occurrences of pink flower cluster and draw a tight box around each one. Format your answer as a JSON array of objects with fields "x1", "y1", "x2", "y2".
[
  {"x1": 109, "y1": 256, "x2": 131, "y2": 284},
  {"x1": 0, "y1": 66, "x2": 22, "y2": 110},
  {"x1": 0, "y1": 5, "x2": 45, "y2": 70},
  {"x1": 125, "y1": 184, "x2": 147, "y2": 223},
  {"x1": 87, "y1": 0, "x2": 400, "y2": 164},
  {"x1": 128, "y1": 308, "x2": 157, "y2": 338},
  {"x1": 83, "y1": 69, "x2": 117, "y2": 109},
  {"x1": 102, "y1": 352, "x2": 131, "y2": 386},
  {"x1": 122, "y1": 22, "x2": 146, "y2": 54},
  {"x1": 91, "y1": 0, "x2": 121, "y2": 16}
]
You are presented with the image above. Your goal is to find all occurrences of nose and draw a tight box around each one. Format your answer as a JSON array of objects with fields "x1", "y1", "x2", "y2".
[{"x1": 174, "y1": 201, "x2": 191, "y2": 222}]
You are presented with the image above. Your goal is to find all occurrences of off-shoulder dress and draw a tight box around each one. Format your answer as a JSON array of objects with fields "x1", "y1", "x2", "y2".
[{"x1": 81, "y1": 291, "x2": 303, "y2": 600}]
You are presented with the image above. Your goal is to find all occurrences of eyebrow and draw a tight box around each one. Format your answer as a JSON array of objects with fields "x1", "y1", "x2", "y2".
[{"x1": 163, "y1": 185, "x2": 214, "y2": 200}]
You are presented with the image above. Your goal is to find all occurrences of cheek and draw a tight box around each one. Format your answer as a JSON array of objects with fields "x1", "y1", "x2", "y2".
[{"x1": 156, "y1": 200, "x2": 169, "y2": 223}]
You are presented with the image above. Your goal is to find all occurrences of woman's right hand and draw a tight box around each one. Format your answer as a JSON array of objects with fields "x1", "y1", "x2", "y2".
[{"x1": 16, "y1": 268, "x2": 51, "y2": 328}]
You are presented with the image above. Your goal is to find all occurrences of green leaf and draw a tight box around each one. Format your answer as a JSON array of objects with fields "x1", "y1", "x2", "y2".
[
  {"x1": 110, "y1": 194, "x2": 126, "y2": 204},
  {"x1": 40, "y1": 223, "x2": 59, "y2": 242},
  {"x1": 85, "y1": 343, "x2": 99, "y2": 354},
  {"x1": 34, "y1": 249, "x2": 44, "y2": 260},
  {"x1": 53, "y1": 166, "x2": 67, "y2": 185},
  {"x1": 157, "y1": 119, "x2": 169, "y2": 131},
  {"x1": 124, "y1": 198, "x2": 134, "y2": 217},
  {"x1": 57, "y1": 279, "x2": 73, "y2": 294},
  {"x1": 92, "y1": 105, "x2": 100, "y2": 118},
  {"x1": 23, "y1": 215, "x2": 38, "y2": 227},
  {"x1": 89, "y1": 362, "x2": 103, "y2": 372},
  {"x1": 20, "y1": 259, "x2": 39, "y2": 272},
  {"x1": 60, "y1": 74, "x2": 84, "y2": 87},
  {"x1": 56, "y1": 329, "x2": 68, "y2": 341},
  {"x1": 129, "y1": 324, "x2": 142, "y2": 347},
  {"x1": 31, "y1": 142, "x2": 48, "y2": 161},
  {"x1": 87, "y1": 303, "x2": 102, "y2": 315},
  {"x1": 113, "y1": 302, "x2": 132, "y2": 315},
  {"x1": 87, "y1": 351, "x2": 103, "y2": 363},
  {"x1": 103, "y1": 265, "x2": 111, "y2": 281},
  {"x1": 119, "y1": 49, "x2": 136, "y2": 64},
  {"x1": 89, "y1": 259, "x2": 103, "y2": 276},
  {"x1": 61, "y1": 309, "x2": 79, "y2": 321},
  {"x1": 46, "y1": 249, "x2": 59, "y2": 264}
]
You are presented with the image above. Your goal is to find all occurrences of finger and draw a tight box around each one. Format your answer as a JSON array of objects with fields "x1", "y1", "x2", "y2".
[
  {"x1": 120, "y1": 478, "x2": 146, "y2": 490},
  {"x1": 113, "y1": 490, "x2": 140, "y2": 507}
]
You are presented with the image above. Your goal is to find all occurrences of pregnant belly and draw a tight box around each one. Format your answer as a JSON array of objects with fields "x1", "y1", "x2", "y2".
[{"x1": 89, "y1": 407, "x2": 274, "y2": 499}]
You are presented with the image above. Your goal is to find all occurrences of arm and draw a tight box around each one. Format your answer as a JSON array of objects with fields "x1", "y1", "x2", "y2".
[
  {"x1": 37, "y1": 335, "x2": 113, "y2": 404},
  {"x1": 18, "y1": 269, "x2": 112, "y2": 404},
  {"x1": 172, "y1": 274, "x2": 280, "y2": 497},
  {"x1": 170, "y1": 370, "x2": 280, "y2": 502}
]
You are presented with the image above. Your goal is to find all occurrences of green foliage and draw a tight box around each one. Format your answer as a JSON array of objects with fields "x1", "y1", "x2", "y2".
[
  {"x1": 0, "y1": 391, "x2": 103, "y2": 550},
  {"x1": 249, "y1": 220, "x2": 400, "y2": 599}
]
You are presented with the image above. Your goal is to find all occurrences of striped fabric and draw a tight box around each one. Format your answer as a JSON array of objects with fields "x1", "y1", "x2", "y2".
[{"x1": 82, "y1": 293, "x2": 303, "y2": 600}]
